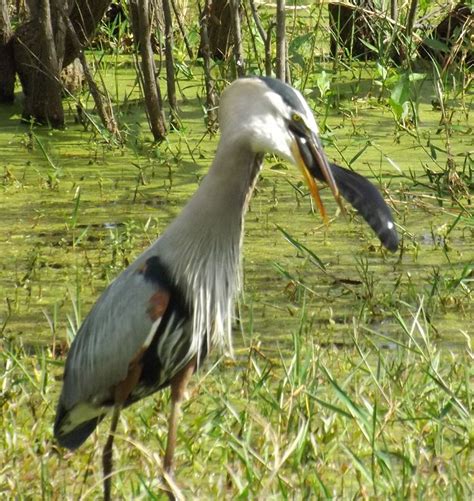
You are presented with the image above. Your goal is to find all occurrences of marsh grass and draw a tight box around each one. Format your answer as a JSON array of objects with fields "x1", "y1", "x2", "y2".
[{"x1": 1, "y1": 301, "x2": 471, "y2": 498}]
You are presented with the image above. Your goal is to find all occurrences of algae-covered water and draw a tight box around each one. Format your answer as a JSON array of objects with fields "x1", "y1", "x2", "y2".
[
  {"x1": 0, "y1": 53, "x2": 472, "y2": 500},
  {"x1": 0, "y1": 62, "x2": 472, "y2": 357}
]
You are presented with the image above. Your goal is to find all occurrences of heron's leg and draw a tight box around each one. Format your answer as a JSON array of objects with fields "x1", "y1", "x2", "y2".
[
  {"x1": 103, "y1": 404, "x2": 121, "y2": 501},
  {"x1": 103, "y1": 360, "x2": 143, "y2": 501},
  {"x1": 163, "y1": 359, "x2": 196, "y2": 473}
]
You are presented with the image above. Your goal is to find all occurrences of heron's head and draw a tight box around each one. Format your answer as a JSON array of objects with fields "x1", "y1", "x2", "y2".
[
  {"x1": 219, "y1": 77, "x2": 343, "y2": 222},
  {"x1": 219, "y1": 77, "x2": 399, "y2": 251}
]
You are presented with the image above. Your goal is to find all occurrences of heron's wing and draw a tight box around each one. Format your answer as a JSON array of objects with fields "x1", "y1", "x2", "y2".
[
  {"x1": 54, "y1": 254, "x2": 188, "y2": 449},
  {"x1": 59, "y1": 254, "x2": 181, "y2": 411}
]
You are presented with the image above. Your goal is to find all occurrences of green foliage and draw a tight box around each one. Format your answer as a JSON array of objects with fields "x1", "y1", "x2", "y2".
[{"x1": 388, "y1": 71, "x2": 425, "y2": 124}]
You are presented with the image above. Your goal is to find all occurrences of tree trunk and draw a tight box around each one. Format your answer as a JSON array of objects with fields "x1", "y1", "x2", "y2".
[
  {"x1": 275, "y1": 0, "x2": 286, "y2": 81},
  {"x1": 65, "y1": 0, "x2": 114, "y2": 65},
  {"x1": 23, "y1": 0, "x2": 64, "y2": 126},
  {"x1": 62, "y1": 8, "x2": 120, "y2": 139},
  {"x1": 25, "y1": 0, "x2": 39, "y2": 18},
  {"x1": 200, "y1": 0, "x2": 217, "y2": 131},
  {"x1": 12, "y1": 0, "x2": 112, "y2": 126},
  {"x1": 265, "y1": 23, "x2": 274, "y2": 77},
  {"x1": 405, "y1": 0, "x2": 418, "y2": 41},
  {"x1": 390, "y1": 0, "x2": 397, "y2": 22},
  {"x1": 131, "y1": 0, "x2": 166, "y2": 141},
  {"x1": 0, "y1": 0, "x2": 15, "y2": 103},
  {"x1": 60, "y1": 58, "x2": 84, "y2": 95},
  {"x1": 170, "y1": 0, "x2": 192, "y2": 59},
  {"x1": 161, "y1": 0, "x2": 178, "y2": 123},
  {"x1": 199, "y1": 0, "x2": 232, "y2": 60},
  {"x1": 248, "y1": 0, "x2": 272, "y2": 77},
  {"x1": 230, "y1": 0, "x2": 245, "y2": 77},
  {"x1": 403, "y1": 0, "x2": 418, "y2": 65}
]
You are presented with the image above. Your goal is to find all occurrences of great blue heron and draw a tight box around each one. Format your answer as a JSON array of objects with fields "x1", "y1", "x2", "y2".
[{"x1": 54, "y1": 77, "x2": 398, "y2": 498}]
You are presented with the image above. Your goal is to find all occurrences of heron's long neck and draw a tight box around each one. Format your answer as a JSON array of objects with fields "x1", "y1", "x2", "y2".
[
  {"x1": 156, "y1": 139, "x2": 263, "y2": 354},
  {"x1": 184, "y1": 141, "x2": 262, "y2": 233},
  {"x1": 162, "y1": 139, "x2": 262, "y2": 257}
]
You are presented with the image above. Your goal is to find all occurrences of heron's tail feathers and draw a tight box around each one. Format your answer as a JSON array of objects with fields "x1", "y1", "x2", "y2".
[{"x1": 54, "y1": 401, "x2": 106, "y2": 450}]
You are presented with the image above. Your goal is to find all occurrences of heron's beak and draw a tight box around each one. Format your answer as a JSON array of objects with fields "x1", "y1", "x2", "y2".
[
  {"x1": 291, "y1": 132, "x2": 345, "y2": 224},
  {"x1": 291, "y1": 130, "x2": 399, "y2": 252}
]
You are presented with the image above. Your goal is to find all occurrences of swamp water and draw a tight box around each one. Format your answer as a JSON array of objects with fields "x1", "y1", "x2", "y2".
[
  {"x1": 0, "y1": 62, "x2": 472, "y2": 499},
  {"x1": 1, "y1": 68, "x2": 472, "y2": 354}
]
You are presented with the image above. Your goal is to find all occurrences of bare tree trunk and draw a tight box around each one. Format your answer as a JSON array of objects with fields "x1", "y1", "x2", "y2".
[
  {"x1": 405, "y1": 0, "x2": 418, "y2": 40},
  {"x1": 23, "y1": 0, "x2": 64, "y2": 126},
  {"x1": 200, "y1": 0, "x2": 217, "y2": 132},
  {"x1": 55, "y1": 1, "x2": 84, "y2": 95},
  {"x1": 66, "y1": 0, "x2": 114, "y2": 65},
  {"x1": 390, "y1": 0, "x2": 398, "y2": 22},
  {"x1": 230, "y1": 0, "x2": 244, "y2": 77},
  {"x1": 132, "y1": 0, "x2": 166, "y2": 141},
  {"x1": 404, "y1": 0, "x2": 418, "y2": 64},
  {"x1": 53, "y1": 0, "x2": 70, "y2": 69},
  {"x1": 265, "y1": 23, "x2": 274, "y2": 77},
  {"x1": 61, "y1": 6, "x2": 120, "y2": 139},
  {"x1": 24, "y1": 0, "x2": 38, "y2": 18},
  {"x1": 275, "y1": 0, "x2": 286, "y2": 81},
  {"x1": 248, "y1": 0, "x2": 272, "y2": 76},
  {"x1": 161, "y1": 0, "x2": 178, "y2": 124},
  {"x1": 200, "y1": 0, "x2": 232, "y2": 60},
  {"x1": 0, "y1": 0, "x2": 15, "y2": 102},
  {"x1": 12, "y1": 0, "x2": 112, "y2": 125},
  {"x1": 170, "y1": 0, "x2": 192, "y2": 59}
]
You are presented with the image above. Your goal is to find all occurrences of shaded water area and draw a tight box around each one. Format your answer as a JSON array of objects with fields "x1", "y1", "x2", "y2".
[{"x1": 0, "y1": 63, "x2": 472, "y2": 359}]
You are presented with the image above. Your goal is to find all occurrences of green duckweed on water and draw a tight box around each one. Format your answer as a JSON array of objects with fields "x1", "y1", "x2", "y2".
[{"x1": 0, "y1": 55, "x2": 472, "y2": 498}]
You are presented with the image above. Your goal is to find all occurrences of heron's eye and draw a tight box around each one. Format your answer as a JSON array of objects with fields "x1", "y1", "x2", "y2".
[{"x1": 289, "y1": 113, "x2": 307, "y2": 137}]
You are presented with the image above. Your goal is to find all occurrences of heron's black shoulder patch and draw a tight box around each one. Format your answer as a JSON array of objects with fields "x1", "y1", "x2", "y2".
[
  {"x1": 139, "y1": 255, "x2": 172, "y2": 289},
  {"x1": 256, "y1": 76, "x2": 306, "y2": 114},
  {"x1": 138, "y1": 255, "x2": 190, "y2": 316}
]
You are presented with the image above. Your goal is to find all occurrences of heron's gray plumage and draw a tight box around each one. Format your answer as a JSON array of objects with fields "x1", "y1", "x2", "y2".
[
  {"x1": 61, "y1": 266, "x2": 161, "y2": 409},
  {"x1": 54, "y1": 76, "x2": 398, "y2": 463},
  {"x1": 55, "y1": 80, "x2": 278, "y2": 445}
]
